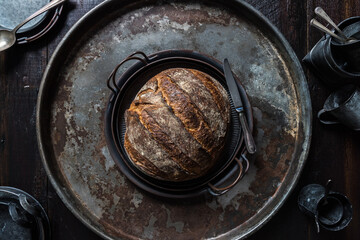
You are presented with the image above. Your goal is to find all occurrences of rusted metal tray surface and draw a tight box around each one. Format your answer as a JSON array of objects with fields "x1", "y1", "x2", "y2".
[{"x1": 36, "y1": 0, "x2": 312, "y2": 239}]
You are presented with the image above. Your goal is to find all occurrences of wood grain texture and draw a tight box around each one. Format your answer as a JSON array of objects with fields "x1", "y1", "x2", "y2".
[{"x1": 0, "y1": 0, "x2": 359, "y2": 239}]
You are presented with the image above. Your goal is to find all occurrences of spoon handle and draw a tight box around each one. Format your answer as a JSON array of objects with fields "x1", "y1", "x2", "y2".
[
  {"x1": 310, "y1": 19, "x2": 346, "y2": 43},
  {"x1": 12, "y1": 0, "x2": 66, "y2": 34},
  {"x1": 314, "y1": 7, "x2": 348, "y2": 39}
]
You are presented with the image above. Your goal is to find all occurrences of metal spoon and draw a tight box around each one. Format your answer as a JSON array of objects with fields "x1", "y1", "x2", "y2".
[
  {"x1": 0, "y1": 0, "x2": 66, "y2": 52},
  {"x1": 310, "y1": 18, "x2": 347, "y2": 43},
  {"x1": 315, "y1": 7, "x2": 357, "y2": 43}
]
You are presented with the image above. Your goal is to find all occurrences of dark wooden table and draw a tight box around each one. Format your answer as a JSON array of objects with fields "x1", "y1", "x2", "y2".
[{"x1": 1, "y1": 0, "x2": 359, "y2": 239}]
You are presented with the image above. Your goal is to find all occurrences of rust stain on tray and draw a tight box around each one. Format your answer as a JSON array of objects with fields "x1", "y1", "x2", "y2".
[{"x1": 42, "y1": 1, "x2": 309, "y2": 240}]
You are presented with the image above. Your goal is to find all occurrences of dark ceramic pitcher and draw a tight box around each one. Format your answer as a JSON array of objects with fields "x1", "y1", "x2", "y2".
[
  {"x1": 318, "y1": 84, "x2": 360, "y2": 131},
  {"x1": 303, "y1": 17, "x2": 360, "y2": 87}
]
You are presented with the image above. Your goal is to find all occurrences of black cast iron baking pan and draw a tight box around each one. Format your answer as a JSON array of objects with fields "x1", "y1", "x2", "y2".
[{"x1": 105, "y1": 49, "x2": 253, "y2": 197}]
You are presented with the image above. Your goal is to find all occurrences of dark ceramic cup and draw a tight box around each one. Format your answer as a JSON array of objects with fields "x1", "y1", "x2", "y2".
[
  {"x1": 318, "y1": 84, "x2": 360, "y2": 131},
  {"x1": 298, "y1": 183, "x2": 353, "y2": 232}
]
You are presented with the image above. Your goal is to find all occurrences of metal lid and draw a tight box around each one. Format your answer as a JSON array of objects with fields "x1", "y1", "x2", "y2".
[
  {"x1": 0, "y1": 187, "x2": 50, "y2": 240},
  {"x1": 0, "y1": 0, "x2": 63, "y2": 44}
]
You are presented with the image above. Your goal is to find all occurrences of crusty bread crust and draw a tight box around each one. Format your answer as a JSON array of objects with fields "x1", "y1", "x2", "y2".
[{"x1": 124, "y1": 68, "x2": 230, "y2": 181}]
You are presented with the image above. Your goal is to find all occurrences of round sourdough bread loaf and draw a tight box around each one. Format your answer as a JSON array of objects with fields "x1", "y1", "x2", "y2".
[{"x1": 124, "y1": 68, "x2": 230, "y2": 182}]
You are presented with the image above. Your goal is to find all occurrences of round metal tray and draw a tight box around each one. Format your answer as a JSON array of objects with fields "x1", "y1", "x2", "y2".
[{"x1": 37, "y1": 0, "x2": 312, "y2": 239}]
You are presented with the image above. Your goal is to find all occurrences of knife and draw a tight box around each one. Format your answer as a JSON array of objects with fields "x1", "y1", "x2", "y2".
[{"x1": 223, "y1": 59, "x2": 256, "y2": 154}]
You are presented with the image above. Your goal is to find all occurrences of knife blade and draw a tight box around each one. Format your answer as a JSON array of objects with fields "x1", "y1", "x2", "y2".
[{"x1": 223, "y1": 58, "x2": 256, "y2": 154}]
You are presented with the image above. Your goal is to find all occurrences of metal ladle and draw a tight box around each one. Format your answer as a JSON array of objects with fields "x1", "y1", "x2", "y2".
[{"x1": 0, "y1": 0, "x2": 66, "y2": 52}]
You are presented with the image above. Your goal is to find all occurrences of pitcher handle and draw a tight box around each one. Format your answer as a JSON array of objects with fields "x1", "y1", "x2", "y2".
[{"x1": 317, "y1": 109, "x2": 340, "y2": 125}]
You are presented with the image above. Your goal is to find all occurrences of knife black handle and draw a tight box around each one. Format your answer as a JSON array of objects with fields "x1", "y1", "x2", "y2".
[{"x1": 239, "y1": 111, "x2": 256, "y2": 154}]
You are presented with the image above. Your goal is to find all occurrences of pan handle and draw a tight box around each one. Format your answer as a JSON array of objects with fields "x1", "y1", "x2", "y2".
[
  {"x1": 107, "y1": 51, "x2": 150, "y2": 95},
  {"x1": 208, "y1": 154, "x2": 249, "y2": 196}
]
